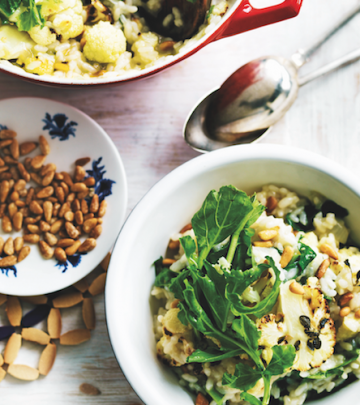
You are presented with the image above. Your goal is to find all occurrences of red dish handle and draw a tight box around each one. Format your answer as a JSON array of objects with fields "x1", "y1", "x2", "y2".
[{"x1": 216, "y1": 0, "x2": 303, "y2": 40}]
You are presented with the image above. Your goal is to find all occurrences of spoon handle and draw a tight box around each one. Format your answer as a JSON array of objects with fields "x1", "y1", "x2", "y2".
[
  {"x1": 298, "y1": 47, "x2": 360, "y2": 87},
  {"x1": 292, "y1": 3, "x2": 360, "y2": 68}
]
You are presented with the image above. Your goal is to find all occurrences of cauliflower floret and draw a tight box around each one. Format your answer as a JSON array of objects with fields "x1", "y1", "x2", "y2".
[
  {"x1": 50, "y1": 0, "x2": 84, "y2": 41},
  {"x1": 24, "y1": 54, "x2": 55, "y2": 75},
  {"x1": 40, "y1": 0, "x2": 79, "y2": 17},
  {"x1": 156, "y1": 308, "x2": 194, "y2": 366},
  {"x1": 131, "y1": 32, "x2": 159, "y2": 68},
  {"x1": 83, "y1": 21, "x2": 126, "y2": 63},
  {"x1": 257, "y1": 314, "x2": 287, "y2": 365},
  {"x1": 277, "y1": 280, "x2": 336, "y2": 372},
  {"x1": 28, "y1": 25, "x2": 56, "y2": 46},
  {"x1": 337, "y1": 312, "x2": 360, "y2": 341},
  {"x1": 0, "y1": 26, "x2": 34, "y2": 60}
]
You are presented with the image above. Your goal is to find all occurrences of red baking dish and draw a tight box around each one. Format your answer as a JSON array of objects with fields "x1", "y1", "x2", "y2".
[{"x1": 0, "y1": 0, "x2": 303, "y2": 87}]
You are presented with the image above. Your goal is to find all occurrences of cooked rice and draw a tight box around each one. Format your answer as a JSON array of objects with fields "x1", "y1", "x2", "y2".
[
  {"x1": 0, "y1": 0, "x2": 233, "y2": 80},
  {"x1": 152, "y1": 184, "x2": 360, "y2": 405}
]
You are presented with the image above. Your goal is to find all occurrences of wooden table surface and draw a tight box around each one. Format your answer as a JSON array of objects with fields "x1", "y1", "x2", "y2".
[{"x1": 2, "y1": 0, "x2": 360, "y2": 403}]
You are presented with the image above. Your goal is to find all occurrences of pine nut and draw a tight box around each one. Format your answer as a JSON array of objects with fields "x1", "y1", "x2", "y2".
[
  {"x1": 280, "y1": 246, "x2": 294, "y2": 268},
  {"x1": 339, "y1": 306, "x2": 351, "y2": 317},
  {"x1": 289, "y1": 281, "x2": 305, "y2": 295},
  {"x1": 316, "y1": 258, "x2": 330, "y2": 279}
]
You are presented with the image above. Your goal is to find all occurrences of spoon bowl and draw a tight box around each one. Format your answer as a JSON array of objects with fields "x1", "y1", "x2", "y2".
[{"x1": 184, "y1": 88, "x2": 272, "y2": 152}]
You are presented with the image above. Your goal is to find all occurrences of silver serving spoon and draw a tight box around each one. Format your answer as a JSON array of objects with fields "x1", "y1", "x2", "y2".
[{"x1": 184, "y1": 4, "x2": 360, "y2": 153}]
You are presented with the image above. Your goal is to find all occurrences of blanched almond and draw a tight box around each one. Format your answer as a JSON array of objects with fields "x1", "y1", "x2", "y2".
[
  {"x1": 6, "y1": 297, "x2": 22, "y2": 326},
  {"x1": 47, "y1": 308, "x2": 62, "y2": 339},
  {"x1": 7, "y1": 364, "x2": 39, "y2": 381},
  {"x1": 82, "y1": 298, "x2": 95, "y2": 330},
  {"x1": 4, "y1": 333, "x2": 22, "y2": 363},
  {"x1": 60, "y1": 329, "x2": 91, "y2": 345},
  {"x1": 88, "y1": 273, "x2": 106, "y2": 296},
  {"x1": 39, "y1": 343, "x2": 56, "y2": 376},
  {"x1": 21, "y1": 295, "x2": 47, "y2": 305},
  {"x1": 22, "y1": 328, "x2": 51, "y2": 345},
  {"x1": 73, "y1": 278, "x2": 89, "y2": 293},
  {"x1": 52, "y1": 291, "x2": 83, "y2": 308}
]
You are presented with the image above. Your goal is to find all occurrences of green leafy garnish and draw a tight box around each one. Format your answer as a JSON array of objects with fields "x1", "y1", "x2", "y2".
[
  {"x1": 222, "y1": 345, "x2": 296, "y2": 404},
  {"x1": 283, "y1": 242, "x2": 316, "y2": 281},
  {"x1": 152, "y1": 185, "x2": 296, "y2": 405},
  {"x1": 0, "y1": 0, "x2": 21, "y2": 18}
]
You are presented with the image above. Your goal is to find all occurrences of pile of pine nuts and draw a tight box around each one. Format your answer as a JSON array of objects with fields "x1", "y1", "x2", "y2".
[{"x1": 0, "y1": 128, "x2": 107, "y2": 266}]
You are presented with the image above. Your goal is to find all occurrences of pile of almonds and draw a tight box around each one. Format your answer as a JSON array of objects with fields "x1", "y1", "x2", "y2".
[
  {"x1": 0, "y1": 128, "x2": 107, "y2": 267},
  {"x1": 0, "y1": 252, "x2": 110, "y2": 384}
]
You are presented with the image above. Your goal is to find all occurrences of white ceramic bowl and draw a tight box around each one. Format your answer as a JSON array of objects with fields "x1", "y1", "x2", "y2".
[
  {"x1": 106, "y1": 144, "x2": 360, "y2": 405},
  {"x1": 0, "y1": 97, "x2": 127, "y2": 296}
]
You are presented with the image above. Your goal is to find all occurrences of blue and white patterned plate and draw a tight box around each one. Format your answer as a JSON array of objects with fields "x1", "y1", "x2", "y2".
[{"x1": 0, "y1": 97, "x2": 127, "y2": 296}]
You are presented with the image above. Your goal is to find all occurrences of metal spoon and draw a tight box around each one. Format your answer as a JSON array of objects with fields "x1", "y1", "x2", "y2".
[
  {"x1": 184, "y1": 4, "x2": 360, "y2": 152},
  {"x1": 138, "y1": 0, "x2": 211, "y2": 41}
]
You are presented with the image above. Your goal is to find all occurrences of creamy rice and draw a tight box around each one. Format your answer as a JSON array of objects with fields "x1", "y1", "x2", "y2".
[
  {"x1": 0, "y1": 0, "x2": 234, "y2": 80},
  {"x1": 152, "y1": 185, "x2": 360, "y2": 405}
]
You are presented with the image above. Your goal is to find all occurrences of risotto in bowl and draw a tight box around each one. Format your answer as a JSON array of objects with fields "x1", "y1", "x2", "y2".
[
  {"x1": 0, "y1": 0, "x2": 302, "y2": 86},
  {"x1": 106, "y1": 144, "x2": 360, "y2": 405}
]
